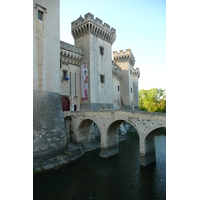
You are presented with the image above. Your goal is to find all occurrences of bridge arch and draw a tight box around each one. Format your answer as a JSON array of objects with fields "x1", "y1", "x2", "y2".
[
  {"x1": 100, "y1": 119, "x2": 140, "y2": 158},
  {"x1": 76, "y1": 118, "x2": 101, "y2": 143},
  {"x1": 107, "y1": 119, "x2": 141, "y2": 136},
  {"x1": 140, "y1": 125, "x2": 166, "y2": 167},
  {"x1": 144, "y1": 125, "x2": 166, "y2": 139},
  {"x1": 69, "y1": 111, "x2": 166, "y2": 167}
]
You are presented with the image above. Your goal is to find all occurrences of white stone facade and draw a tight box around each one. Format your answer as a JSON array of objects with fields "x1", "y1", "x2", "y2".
[
  {"x1": 33, "y1": 0, "x2": 60, "y2": 93},
  {"x1": 60, "y1": 12, "x2": 140, "y2": 112},
  {"x1": 60, "y1": 41, "x2": 83, "y2": 111},
  {"x1": 33, "y1": 0, "x2": 66, "y2": 161}
]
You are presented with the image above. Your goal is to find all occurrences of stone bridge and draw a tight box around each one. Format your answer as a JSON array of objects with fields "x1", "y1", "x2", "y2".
[{"x1": 65, "y1": 110, "x2": 166, "y2": 167}]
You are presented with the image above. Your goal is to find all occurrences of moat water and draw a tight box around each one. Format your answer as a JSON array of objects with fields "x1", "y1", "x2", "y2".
[{"x1": 33, "y1": 132, "x2": 166, "y2": 200}]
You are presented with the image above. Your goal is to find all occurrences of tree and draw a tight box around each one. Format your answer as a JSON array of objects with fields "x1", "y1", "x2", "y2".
[{"x1": 139, "y1": 88, "x2": 166, "y2": 113}]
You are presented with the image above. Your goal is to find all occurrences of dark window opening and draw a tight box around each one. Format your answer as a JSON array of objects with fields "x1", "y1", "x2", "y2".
[
  {"x1": 100, "y1": 75, "x2": 105, "y2": 83},
  {"x1": 130, "y1": 69, "x2": 132, "y2": 75},
  {"x1": 62, "y1": 70, "x2": 69, "y2": 82},
  {"x1": 100, "y1": 47, "x2": 104, "y2": 55},
  {"x1": 38, "y1": 10, "x2": 43, "y2": 20},
  {"x1": 118, "y1": 86, "x2": 120, "y2": 91},
  {"x1": 131, "y1": 88, "x2": 132, "y2": 93}
]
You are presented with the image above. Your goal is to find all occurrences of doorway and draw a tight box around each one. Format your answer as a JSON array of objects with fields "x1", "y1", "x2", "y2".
[{"x1": 61, "y1": 97, "x2": 70, "y2": 111}]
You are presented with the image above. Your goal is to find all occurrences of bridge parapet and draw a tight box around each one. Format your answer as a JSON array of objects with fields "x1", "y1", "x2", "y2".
[{"x1": 66, "y1": 110, "x2": 165, "y2": 123}]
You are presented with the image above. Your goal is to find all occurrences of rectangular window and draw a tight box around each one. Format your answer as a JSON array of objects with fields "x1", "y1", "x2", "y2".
[
  {"x1": 35, "y1": 3, "x2": 47, "y2": 21},
  {"x1": 131, "y1": 87, "x2": 132, "y2": 93},
  {"x1": 100, "y1": 46, "x2": 104, "y2": 55},
  {"x1": 118, "y1": 86, "x2": 120, "y2": 91},
  {"x1": 38, "y1": 10, "x2": 43, "y2": 20},
  {"x1": 100, "y1": 75, "x2": 105, "y2": 83},
  {"x1": 130, "y1": 69, "x2": 132, "y2": 75},
  {"x1": 62, "y1": 70, "x2": 68, "y2": 81}
]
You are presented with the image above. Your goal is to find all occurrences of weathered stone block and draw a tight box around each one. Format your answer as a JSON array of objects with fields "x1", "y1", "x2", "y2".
[
  {"x1": 99, "y1": 145, "x2": 119, "y2": 158},
  {"x1": 140, "y1": 152, "x2": 156, "y2": 168}
]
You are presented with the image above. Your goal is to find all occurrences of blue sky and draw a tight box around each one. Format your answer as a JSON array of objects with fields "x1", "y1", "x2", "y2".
[{"x1": 60, "y1": 0, "x2": 166, "y2": 90}]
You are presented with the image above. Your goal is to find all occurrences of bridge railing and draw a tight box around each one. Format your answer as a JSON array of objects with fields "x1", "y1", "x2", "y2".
[{"x1": 63, "y1": 110, "x2": 166, "y2": 117}]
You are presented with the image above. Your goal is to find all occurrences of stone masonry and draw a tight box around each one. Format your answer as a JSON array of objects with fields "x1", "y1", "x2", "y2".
[
  {"x1": 65, "y1": 110, "x2": 166, "y2": 167},
  {"x1": 33, "y1": 0, "x2": 66, "y2": 162},
  {"x1": 113, "y1": 49, "x2": 140, "y2": 110},
  {"x1": 71, "y1": 13, "x2": 116, "y2": 111}
]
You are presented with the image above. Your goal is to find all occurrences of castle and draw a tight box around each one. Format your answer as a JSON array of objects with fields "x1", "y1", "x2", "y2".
[
  {"x1": 60, "y1": 14, "x2": 140, "y2": 111},
  {"x1": 33, "y1": 0, "x2": 140, "y2": 161}
]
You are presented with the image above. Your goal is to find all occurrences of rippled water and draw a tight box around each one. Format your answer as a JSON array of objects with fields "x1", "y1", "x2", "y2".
[{"x1": 33, "y1": 132, "x2": 166, "y2": 200}]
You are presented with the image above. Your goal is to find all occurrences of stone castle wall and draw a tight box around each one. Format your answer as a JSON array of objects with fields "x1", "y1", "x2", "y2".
[
  {"x1": 89, "y1": 34, "x2": 113, "y2": 110},
  {"x1": 33, "y1": 0, "x2": 66, "y2": 161},
  {"x1": 60, "y1": 41, "x2": 83, "y2": 111},
  {"x1": 72, "y1": 13, "x2": 116, "y2": 111},
  {"x1": 33, "y1": 0, "x2": 60, "y2": 93}
]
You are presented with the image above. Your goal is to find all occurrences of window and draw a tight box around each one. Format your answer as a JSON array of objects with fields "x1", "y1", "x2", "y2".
[
  {"x1": 62, "y1": 70, "x2": 69, "y2": 82},
  {"x1": 118, "y1": 86, "x2": 120, "y2": 91},
  {"x1": 130, "y1": 69, "x2": 132, "y2": 75},
  {"x1": 63, "y1": 70, "x2": 67, "y2": 78},
  {"x1": 100, "y1": 46, "x2": 104, "y2": 55},
  {"x1": 35, "y1": 3, "x2": 47, "y2": 21},
  {"x1": 38, "y1": 10, "x2": 43, "y2": 20},
  {"x1": 131, "y1": 88, "x2": 132, "y2": 93},
  {"x1": 100, "y1": 74, "x2": 105, "y2": 83}
]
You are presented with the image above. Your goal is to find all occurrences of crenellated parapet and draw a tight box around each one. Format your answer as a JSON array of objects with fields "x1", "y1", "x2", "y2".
[
  {"x1": 71, "y1": 12, "x2": 116, "y2": 45},
  {"x1": 112, "y1": 61, "x2": 123, "y2": 80},
  {"x1": 113, "y1": 49, "x2": 136, "y2": 67},
  {"x1": 60, "y1": 41, "x2": 83, "y2": 66},
  {"x1": 132, "y1": 67, "x2": 140, "y2": 79}
]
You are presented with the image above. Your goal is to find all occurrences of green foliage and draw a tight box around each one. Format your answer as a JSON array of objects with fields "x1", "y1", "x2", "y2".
[{"x1": 139, "y1": 88, "x2": 166, "y2": 113}]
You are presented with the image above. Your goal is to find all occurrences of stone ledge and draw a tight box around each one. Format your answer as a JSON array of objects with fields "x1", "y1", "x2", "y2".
[{"x1": 33, "y1": 138, "x2": 126, "y2": 174}]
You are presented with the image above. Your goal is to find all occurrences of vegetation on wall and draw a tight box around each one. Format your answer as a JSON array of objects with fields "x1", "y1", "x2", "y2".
[{"x1": 139, "y1": 88, "x2": 166, "y2": 113}]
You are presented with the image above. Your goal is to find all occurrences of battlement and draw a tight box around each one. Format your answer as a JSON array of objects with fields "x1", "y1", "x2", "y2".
[
  {"x1": 113, "y1": 49, "x2": 135, "y2": 67},
  {"x1": 112, "y1": 61, "x2": 122, "y2": 73},
  {"x1": 112, "y1": 60, "x2": 123, "y2": 80},
  {"x1": 71, "y1": 12, "x2": 116, "y2": 45},
  {"x1": 60, "y1": 41, "x2": 83, "y2": 55},
  {"x1": 60, "y1": 41, "x2": 83, "y2": 66}
]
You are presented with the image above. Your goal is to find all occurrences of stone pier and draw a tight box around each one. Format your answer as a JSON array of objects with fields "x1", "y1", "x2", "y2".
[{"x1": 68, "y1": 110, "x2": 166, "y2": 167}]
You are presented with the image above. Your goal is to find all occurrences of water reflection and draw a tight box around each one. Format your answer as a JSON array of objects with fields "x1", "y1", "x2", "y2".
[{"x1": 33, "y1": 132, "x2": 166, "y2": 200}]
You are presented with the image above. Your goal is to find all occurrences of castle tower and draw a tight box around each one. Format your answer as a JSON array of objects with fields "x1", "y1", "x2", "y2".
[
  {"x1": 71, "y1": 13, "x2": 116, "y2": 111},
  {"x1": 33, "y1": 0, "x2": 66, "y2": 161},
  {"x1": 113, "y1": 49, "x2": 139, "y2": 110}
]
